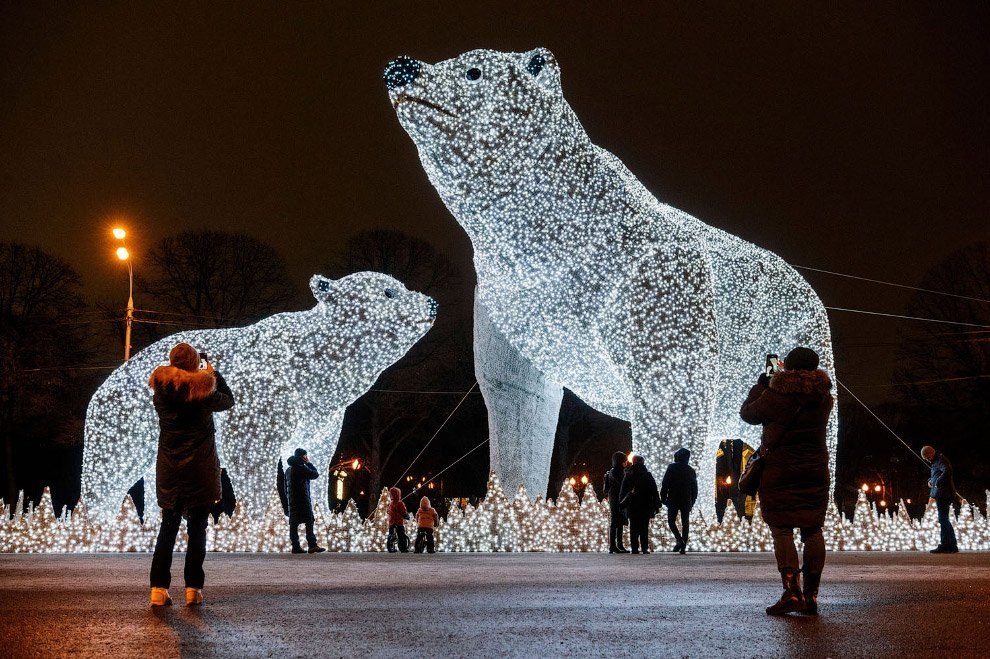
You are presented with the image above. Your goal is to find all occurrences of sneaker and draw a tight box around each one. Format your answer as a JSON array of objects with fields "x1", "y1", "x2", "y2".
[
  {"x1": 679, "y1": 546, "x2": 686, "y2": 555},
  {"x1": 308, "y1": 546, "x2": 326, "y2": 554},
  {"x1": 185, "y1": 588, "x2": 203, "y2": 606},
  {"x1": 291, "y1": 547, "x2": 306, "y2": 554},
  {"x1": 150, "y1": 587, "x2": 172, "y2": 607}
]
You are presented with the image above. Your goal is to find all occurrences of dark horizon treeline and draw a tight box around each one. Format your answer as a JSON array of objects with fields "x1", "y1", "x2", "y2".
[{"x1": 1, "y1": 237, "x2": 988, "y2": 519}]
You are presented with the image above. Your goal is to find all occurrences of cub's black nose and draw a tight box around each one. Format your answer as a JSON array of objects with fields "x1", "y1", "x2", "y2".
[{"x1": 384, "y1": 57, "x2": 421, "y2": 90}]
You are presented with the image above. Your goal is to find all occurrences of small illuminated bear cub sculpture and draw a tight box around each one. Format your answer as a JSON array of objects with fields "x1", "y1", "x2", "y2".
[
  {"x1": 82, "y1": 272, "x2": 436, "y2": 523},
  {"x1": 387, "y1": 48, "x2": 835, "y2": 501}
]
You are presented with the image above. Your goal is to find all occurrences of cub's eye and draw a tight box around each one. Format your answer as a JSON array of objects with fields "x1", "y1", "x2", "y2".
[
  {"x1": 465, "y1": 67, "x2": 482, "y2": 82},
  {"x1": 384, "y1": 288, "x2": 398, "y2": 299},
  {"x1": 317, "y1": 280, "x2": 330, "y2": 292},
  {"x1": 526, "y1": 54, "x2": 545, "y2": 76}
]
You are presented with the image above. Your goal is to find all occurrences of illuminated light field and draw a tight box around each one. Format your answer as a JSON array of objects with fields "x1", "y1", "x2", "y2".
[
  {"x1": 80, "y1": 273, "x2": 435, "y2": 526},
  {"x1": 387, "y1": 48, "x2": 837, "y2": 505},
  {"x1": 2, "y1": 475, "x2": 988, "y2": 552}
]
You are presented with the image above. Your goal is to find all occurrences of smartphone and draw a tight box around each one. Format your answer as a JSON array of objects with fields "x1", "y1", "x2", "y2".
[
  {"x1": 199, "y1": 351, "x2": 209, "y2": 370},
  {"x1": 765, "y1": 353, "x2": 781, "y2": 378}
]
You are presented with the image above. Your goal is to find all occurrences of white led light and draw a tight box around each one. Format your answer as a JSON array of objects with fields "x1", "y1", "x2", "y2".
[
  {"x1": 79, "y1": 272, "x2": 435, "y2": 525},
  {"x1": 388, "y1": 48, "x2": 837, "y2": 506}
]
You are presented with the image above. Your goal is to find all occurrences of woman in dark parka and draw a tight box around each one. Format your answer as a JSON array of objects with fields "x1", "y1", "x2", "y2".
[
  {"x1": 148, "y1": 342, "x2": 234, "y2": 607},
  {"x1": 740, "y1": 346, "x2": 833, "y2": 616},
  {"x1": 619, "y1": 454, "x2": 661, "y2": 554},
  {"x1": 602, "y1": 451, "x2": 630, "y2": 553}
]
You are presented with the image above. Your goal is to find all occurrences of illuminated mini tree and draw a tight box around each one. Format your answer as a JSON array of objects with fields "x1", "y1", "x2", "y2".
[
  {"x1": 387, "y1": 49, "x2": 837, "y2": 510},
  {"x1": 81, "y1": 272, "x2": 435, "y2": 524}
]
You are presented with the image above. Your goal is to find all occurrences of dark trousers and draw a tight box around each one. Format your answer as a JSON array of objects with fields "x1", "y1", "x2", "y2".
[
  {"x1": 936, "y1": 499, "x2": 959, "y2": 550},
  {"x1": 289, "y1": 517, "x2": 318, "y2": 550},
  {"x1": 667, "y1": 503, "x2": 691, "y2": 547},
  {"x1": 414, "y1": 527, "x2": 435, "y2": 553},
  {"x1": 629, "y1": 516, "x2": 650, "y2": 553},
  {"x1": 608, "y1": 511, "x2": 626, "y2": 549},
  {"x1": 387, "y1": 524, "x2": 410, "y2": 552},
  {"x1": 150, "y1": 506, "x2": 209, "y2": 589},
  {"x1": 769, "y1": 525, "x2": 825, "y2": 575}
]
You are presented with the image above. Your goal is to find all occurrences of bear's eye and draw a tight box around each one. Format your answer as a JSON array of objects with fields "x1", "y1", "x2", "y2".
[
  {"x1": 317, "y1": 280, "x2": 330, "y2": 292},
  {"x1": 384, "y1": 288, "x2": 398, "y2": 299},
  {"x1": 465, "y1": 67, "x2": 482, "y2": 82},
  {"x1": 526, "y1": 54, "x2": 545, "y2": 76}
]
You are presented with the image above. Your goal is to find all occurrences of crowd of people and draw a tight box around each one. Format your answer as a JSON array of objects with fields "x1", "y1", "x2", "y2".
[{"x1": 145, "y1": 341, "x2": 959, "y2": 617}]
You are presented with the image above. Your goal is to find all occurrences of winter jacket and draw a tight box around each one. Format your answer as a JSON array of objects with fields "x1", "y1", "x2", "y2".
[
  {"x1": 285, "y1": 455, "x2": 319, "y2": 521},
  {"x1": 618, "y1": 463, "x2": 661, "y2": 520},
  {"x1": 387, "y1": 487, "x2": 410, "y2": 525},
  {"x1": 150, "y1": 365, "x2": 234, "y2": 512},
  {"x1": 929, "y1": 452, "x2": 958, "y2": 501},
  {"x1": 740, "y1": 368, "x2": 833, "y2": 528},
  {"x1": 603, "y1": 452, "x2": 627, "y2": 516},
  {"x1": 416, "y1": 497, "x2": 439, "y2": 529},
  {"x1": 660, "y1": 448, "x2": 698, "y2": 508}
]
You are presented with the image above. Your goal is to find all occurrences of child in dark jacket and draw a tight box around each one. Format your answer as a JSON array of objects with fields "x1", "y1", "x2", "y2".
[
  {"x1": 660, "y1": 447, "x2": 698, "y2": 554},
  {"x1": 414, "y1": 496, "x2": 440, "y2": 554},
  {"x1": 386, "y1": 487, "x2": 411, "y2": 553}
]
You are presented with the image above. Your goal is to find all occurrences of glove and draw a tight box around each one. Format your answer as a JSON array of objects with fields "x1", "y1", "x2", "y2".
[{"x1": 757, "y1": 373, "x2": 770, "y2": 387}]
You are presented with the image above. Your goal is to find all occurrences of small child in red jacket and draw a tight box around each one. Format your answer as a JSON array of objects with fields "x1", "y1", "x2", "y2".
[
  {"x1": 414, "y1": 496, "x2": 440, "y2": 554},
  {"x1": 386, "y1": 487, "x2": 410, "y2": 553}
]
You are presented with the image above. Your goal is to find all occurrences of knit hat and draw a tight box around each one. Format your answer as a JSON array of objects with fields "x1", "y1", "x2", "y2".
[
  {"x1": 632, "y1": 454, "x2": 645, "y2": 466},
  {"x1": 169, "y1": 342, "x2": 200, "y2": 372},
  {"x1": 294, "y1": 448, "x2": 308, "y2": 457},
  {"x1": 784, "y1": 346, "x2": 820, "y2": 371}
]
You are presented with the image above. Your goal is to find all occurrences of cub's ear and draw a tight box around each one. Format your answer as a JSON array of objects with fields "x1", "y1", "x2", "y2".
[
  {"x1": 309, "y1": 275, "x2": 337, "y2": 302},
  {"x1": 517, "y1": 47, "x2": 560, "y2": 91}
]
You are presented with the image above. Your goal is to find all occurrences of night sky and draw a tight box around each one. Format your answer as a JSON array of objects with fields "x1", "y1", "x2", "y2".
[{"x1": 1, "y1": 2, "x2": 987, "y2": 400}]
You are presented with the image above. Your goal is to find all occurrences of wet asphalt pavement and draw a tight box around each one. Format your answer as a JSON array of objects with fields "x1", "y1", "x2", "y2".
[{"x1": 0, "y1": 551, "x2": 987, "y2": 658}]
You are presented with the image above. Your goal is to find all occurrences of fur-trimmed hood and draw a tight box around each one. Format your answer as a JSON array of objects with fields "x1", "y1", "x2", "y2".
[
  {"x1": 149, "y1": 365, "x2": 218, "y2": 402},
  {"x1": 769, "y1": 368, "x2": 832, "y2": 396}
]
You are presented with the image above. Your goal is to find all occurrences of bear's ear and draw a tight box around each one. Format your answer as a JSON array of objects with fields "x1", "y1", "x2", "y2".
[
  {"x1": 309, "y1": 275, "x2": 337, "y2": 302},
  {"x1": 517, "y1": 47, "x2": 561, "y2": 92}
]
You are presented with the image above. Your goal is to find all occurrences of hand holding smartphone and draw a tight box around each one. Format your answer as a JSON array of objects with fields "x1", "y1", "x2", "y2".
[{"x1": 765, "y1": 353, "x2": 782, "y2": 378}]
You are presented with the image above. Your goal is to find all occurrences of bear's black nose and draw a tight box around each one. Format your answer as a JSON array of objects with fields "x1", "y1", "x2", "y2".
[{"x1": 384, "y1": 57, "x2": 421, "y2": 90}]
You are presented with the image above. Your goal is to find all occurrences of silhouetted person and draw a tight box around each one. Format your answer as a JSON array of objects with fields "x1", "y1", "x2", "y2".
[
  {"x1": 619, "y1": 454, "x2": 661, "y2": 554},
  {"x1": 149, "y1": 343, "x2": 234, "y2": 607},
  {"x1": 603, "y1": 451, "x2": 630, "y2": 553},
  {"x1": 285, "y1": 448, "x2": 326, "y2": 554},
  {"x1": 921, "y1": 445, "x2": 959, "y2": 554},
  {"x1": 741, "y1": 346, "x2": 833, "y2": 616},
  {"x1": 660, "y1": 448, "x2": 698, "y2": 554}
]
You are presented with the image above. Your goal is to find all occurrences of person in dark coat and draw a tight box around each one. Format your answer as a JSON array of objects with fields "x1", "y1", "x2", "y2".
[
  {"x1": 740, "y1": 346, "x2": 833, "y2": 616},
  {"x1": 285, "y1": 448, "x2": 326, "y2": 554},
  {"x1": 660, "y1": 447, "x2": 698, "y2": 554},
  {"x1": 921, "y1": 445, "x2": 959, "y2": 554},
  {"x1": 148, "y1": 342, "x2": 235, "y2": 607},
  {"x1": 619, "y1": 454, "x2": 661, "y2": 554},
  {"x1": 386, "y1": 486, "x2": 411, "y2": 553},
  {"x1": 602, "y1": 451, "x2": 630, "y2": 553}
]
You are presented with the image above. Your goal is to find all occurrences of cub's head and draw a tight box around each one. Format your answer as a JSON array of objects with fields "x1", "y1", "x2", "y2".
[
  {"x1": 385, "y1": 49, "x2": 585, "y2": 198},
  {"x1": 304, "y1": 272, "x2": 435, "y2": 390}
]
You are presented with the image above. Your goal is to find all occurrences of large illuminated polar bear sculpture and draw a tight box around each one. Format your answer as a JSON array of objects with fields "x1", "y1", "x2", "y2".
[
  {"x1": 386, "y1": 48, "x2": 836, "y2": 502},
  {"x1": 82, "y1": 272, "x2": 436, "y2": 523}
]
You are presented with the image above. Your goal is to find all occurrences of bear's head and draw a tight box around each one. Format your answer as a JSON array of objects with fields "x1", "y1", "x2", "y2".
[
  {"x1": 385, "y1": 49, "x2": 587, "y2": 213},
  {"x1": 296, "y1": 272, "x2": 436, "y2": 402}
]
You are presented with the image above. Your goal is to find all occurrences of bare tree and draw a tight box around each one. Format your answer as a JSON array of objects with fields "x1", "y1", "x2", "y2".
[
  {"x1": 895, "y1": 242, "x2": 990, "y2": 497},
  {"x1": 142, "y1": 231, "x2": 299, "y2": 328},
  {"x1": 0, "y1": 243, "x2": 89, "y2": 509}
]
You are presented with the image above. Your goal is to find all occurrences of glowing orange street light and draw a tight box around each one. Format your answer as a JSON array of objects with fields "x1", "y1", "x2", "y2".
[
  {"x1": 568, "y1": 477, "x2": 577, "y2": 486},
  {"x1": 861, "y1": 483, "x2": 869, "y2": 492},
  {"x1": 874, "y1": 485, "x2": 882, "y2": 493},
  {"x1": 111, "y1": 228, "x2": 135, "y2": 361},
  {"x1": 725, "y1": 475, "x2": 733, "y2": 485},
  {"x1": 351, "y1": 458, "x2": 361, "y2": 470},
  {"x1": 580, "y1": 475, "x2": 589, "y2": 485},
  {"x1": 879, "y1": 500, "x2": 887, "y2": 507}
]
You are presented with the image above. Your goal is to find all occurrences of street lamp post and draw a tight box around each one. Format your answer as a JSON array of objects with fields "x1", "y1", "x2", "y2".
[{"x1": 113, "y1": 228, "x2": 135, "y2": 361}]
